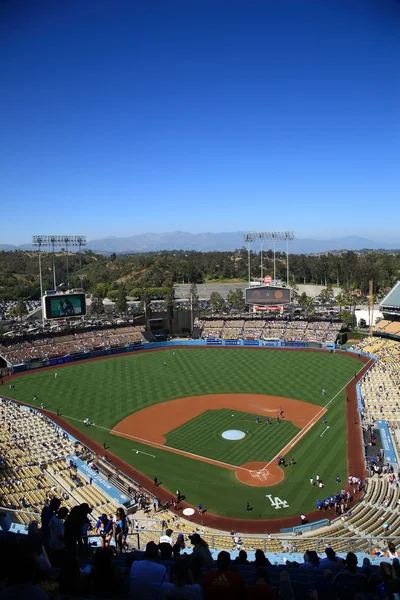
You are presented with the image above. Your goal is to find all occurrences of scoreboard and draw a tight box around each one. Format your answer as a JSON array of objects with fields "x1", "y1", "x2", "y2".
[
  {"x1": 245, "y1": 286, "x2": 291, "y2": 305},
  {"x1": 43, "y1": 293, "x2": 86, "y2": 320}
]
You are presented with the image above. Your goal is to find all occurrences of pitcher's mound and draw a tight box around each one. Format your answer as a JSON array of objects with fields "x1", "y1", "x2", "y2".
[{"x1": 236, "y1": 462, "x2": 284, "y2": 487}]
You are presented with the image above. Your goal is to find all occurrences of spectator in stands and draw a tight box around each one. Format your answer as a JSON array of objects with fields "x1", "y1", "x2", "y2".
[
  {"x1": 158, "y1": 543, "x2": 175, "y2": 566},
  {"x1": 0, "y1": 510, "x2": 11, "y2": 533},
  {"x1": 319, "y1": 547, "x2": 344, "y2": 571},
  {"x1": 245, "y1": 568, "x2": 277, "y2": 600},
  {"x1": 235, "y1": 550, "x2": 249, "y2": 565},
  {"x1": 95, "y1": 513, "x2": 113, "y2": 548},
  {"x1": 203, "y1": 551, "x2": 244, "y2": 600},
  {"x1": 299, "y1": 550, "x2": 319, "y2": 570},
  {"x1": 159, "y1": 527, "x2": 174, "y2": 546},
  {"x1": 48, "y1": 506, "x2": 69, "y2": 567},
  {"x1": 0, "y1": 539, "x2": 49, "y2": 600},
  {"x1": 58, "y1": 552, "x2": 89, "y2": 597},
  {"x1": 388, "y1": 541, "x2": 400, "y2": 559},
  {"x1": 64, "y1": 502, "x2": 92, "y2": 557},
  {"x1": 188, "y1": 555, "x2": 205, "y2": 586},
  {"x1": 160, "y1": 560, "x2": 203, "y2": 600},
  {"x1": 253, "y1": 549, "x2": 272, "y2": 567},
  {"x1": 129, "y1": 541, "x2": 168, "y2": 600},
  {"x1": 333, "y1": 552, "x2": 367, "y2": 598},
  {"x1": 40, "y1": 497, "x2": 61, "y2": 550},
  {"x1": 189, "y1": 533, "x2": 214, "y2": 569},
  {"x1": 90, "y1": 547, "x2": 125, "y2": 598},
  {"x1": 278, "y1": 571, "x2": 295, "y2": 600},
  {"x1": 113, "y1": 507, "x2": 129, "y2": 553}
]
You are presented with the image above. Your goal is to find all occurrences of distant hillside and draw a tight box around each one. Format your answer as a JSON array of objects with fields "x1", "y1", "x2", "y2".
[{"x1": 1, "y1": 231, "x2": 399, "y2": 254}]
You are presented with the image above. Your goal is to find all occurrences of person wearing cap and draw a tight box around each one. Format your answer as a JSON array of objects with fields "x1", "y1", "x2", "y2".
[
  {"x1": 319, "y1": 547, "x2": 345, "y2": 571},
  {"x1": 95, "y1": 513, "x2": 113, "y2": 548},
  {"x1": 189, "y1": 534, "x2": 214, "y2": 569},
  {"x1": 129, "y1": 541, "x2": 169, "y2": 600},
  {"x1": 160, "y1": 528, "x2": 174, "y2": 546}
]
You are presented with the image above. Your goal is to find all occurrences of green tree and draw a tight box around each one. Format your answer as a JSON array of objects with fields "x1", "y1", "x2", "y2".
[
  {"x1": 189, "y1": 282, "x2": 200, "y2": 311},
  {"x1": 227, "y1": 288, "x2": 245, "y2": 311},
  {"x1": 140, "y1": 288, "x2": 152, "y2": 315},
  {"x1": 164, "y1": 287, "x2": 175, "y2": 309},
  {"x1": 115, "y1": 286, "x2": 128, "y2": 313},
  {"x1": 209, "y1": 291, "x2": 225, "y2": 313},
  {"x1": 10, "y1": 298, "x2": 28, "y2": 321},
  {"x1": 90, "y1": 296, "x2": 105, "y2": 314}
]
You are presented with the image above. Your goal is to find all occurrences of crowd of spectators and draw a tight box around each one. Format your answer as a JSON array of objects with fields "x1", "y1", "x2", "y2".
[
  {"x1": 355, "y1": 338, "x2": 400, "y2": 423},
  {"x1": 197, "y1": 318, "x2": 341, "y2": 343},
  {"x1": 0, "y1": 325, "x2": 146, "y2": 365},
  {"x1": 2, "y1": 509, "x2": 400, "y2": 600},
  {"x1": 0, "y1": 299, "x2": 41, "y2": 320}
]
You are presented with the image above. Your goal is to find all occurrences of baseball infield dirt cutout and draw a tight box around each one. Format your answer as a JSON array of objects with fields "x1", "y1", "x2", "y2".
[{"x1": 112, "y1": 394, "x2": 325, "y2": 488}]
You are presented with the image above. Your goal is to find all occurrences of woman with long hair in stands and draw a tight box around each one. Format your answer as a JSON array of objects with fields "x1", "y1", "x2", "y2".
[{"x1": 113, "y1": 507, "x2": 128, "y2": 553}]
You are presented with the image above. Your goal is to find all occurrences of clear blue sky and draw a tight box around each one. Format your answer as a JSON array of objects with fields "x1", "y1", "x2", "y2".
[{"x1": 1, "y1": 0, "x2": 399, "y2": 244}]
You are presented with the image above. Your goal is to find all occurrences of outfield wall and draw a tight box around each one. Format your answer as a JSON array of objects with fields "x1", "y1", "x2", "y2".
[{"x1": 10, "y1": 339, "x2": 336, "y2": 373}]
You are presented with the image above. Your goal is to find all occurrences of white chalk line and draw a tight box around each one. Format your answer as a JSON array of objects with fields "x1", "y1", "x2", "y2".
[
  {"x1": 257, "y1": 361, "x2": 373, "y2": 478},
  {"x1": 52, "y1": 360, "x2": 373, "y2": 477}
]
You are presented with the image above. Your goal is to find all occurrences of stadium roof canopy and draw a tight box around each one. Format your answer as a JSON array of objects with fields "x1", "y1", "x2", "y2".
[{"x1": 380, "y1": 281, "x2": 400, "y2": 312}]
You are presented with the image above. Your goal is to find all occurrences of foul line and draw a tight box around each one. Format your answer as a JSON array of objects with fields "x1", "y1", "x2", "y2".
[
  {"x1": 32, "y1": 360, "x2": 373, "y2": 478},
  {"x1": 259, "y1": 362, "x2": 372, "y2": 476}
]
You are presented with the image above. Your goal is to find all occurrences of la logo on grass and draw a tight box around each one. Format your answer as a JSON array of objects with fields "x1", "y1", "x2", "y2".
[{"x1": 266, "y1": 495, "x2": 289, "y2": 509}]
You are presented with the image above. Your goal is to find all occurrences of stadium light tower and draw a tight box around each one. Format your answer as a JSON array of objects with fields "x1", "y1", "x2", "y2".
[
  {"x1": 32, "y1": 235, "x2": 87, "y2": 294},
  {"x1": 243, "y1": 232, "x2": 257, "y2": 287},
  {"x1": 283, "y1": 231, "x2": 295, "y2": 287},
  {"x1": 258, "y1": 232, "x2": 267, "y2": 281}
]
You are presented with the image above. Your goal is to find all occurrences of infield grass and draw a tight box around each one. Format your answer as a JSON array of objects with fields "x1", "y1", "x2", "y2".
[
  {"x1": 165, "y1": 408, "x2": 300, "y2": 465},
  {"x1": 5, "y1": 348, "x2": 363, "y2": 519}
]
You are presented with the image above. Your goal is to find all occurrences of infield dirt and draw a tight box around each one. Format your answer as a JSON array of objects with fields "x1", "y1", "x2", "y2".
[{"x1": 112, "y1": 393, "x2": 325, "y2": 487}]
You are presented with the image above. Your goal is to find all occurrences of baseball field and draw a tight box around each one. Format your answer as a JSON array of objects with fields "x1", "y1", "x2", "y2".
[{"x1": 5, "y1": 347, "x2": 368, "y2": 528}]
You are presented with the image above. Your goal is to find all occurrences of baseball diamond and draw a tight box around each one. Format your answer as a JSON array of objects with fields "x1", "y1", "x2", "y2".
[{"x1": 3, "y1": 346, "x2": 369, "y2": 532}]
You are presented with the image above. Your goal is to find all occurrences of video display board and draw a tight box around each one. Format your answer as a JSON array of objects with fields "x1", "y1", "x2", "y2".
[
  {"x1": 245, "y1": 286, "x2": 291, "y2": 305},
  {"x1": 43, "y1": 293, "x2": 86, "y2": 319}
]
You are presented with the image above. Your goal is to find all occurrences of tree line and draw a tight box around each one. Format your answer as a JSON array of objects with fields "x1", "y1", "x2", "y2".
[{"x1": 0, "y1": 248, "x2": 399, "y2": 302}]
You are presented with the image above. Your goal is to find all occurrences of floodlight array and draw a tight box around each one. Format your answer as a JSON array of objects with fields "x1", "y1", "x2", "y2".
[{"x1": 32, "y1": 235, "x2": 86, "y2": 247}]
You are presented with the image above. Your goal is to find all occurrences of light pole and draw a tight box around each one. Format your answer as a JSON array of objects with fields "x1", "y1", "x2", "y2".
[
  {"x1": 243, "y1": 233, "x2": 257, "y2": 287},
  {"x1": 258, "y1": 232, "x2": 267, "y2": 281},
  {"x1": 283, "y1": 231, "x2": 294, "y2": 287}
]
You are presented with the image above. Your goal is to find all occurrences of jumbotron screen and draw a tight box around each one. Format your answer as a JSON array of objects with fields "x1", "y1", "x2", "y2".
[
  {"x1": 245, "y1": 286, "x2": 291, "y2": 305},
  {"x1": 43, "y1": 293, "x2": 86, "y2": 319}
]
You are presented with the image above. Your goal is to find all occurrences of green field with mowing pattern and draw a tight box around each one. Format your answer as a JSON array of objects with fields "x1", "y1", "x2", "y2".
[
  {"x1": 4, "y1": 348, "x2": 362, "y2": 520},
  {"x1": 165, "y1": 408, "x2": 300, "y2": 465}
]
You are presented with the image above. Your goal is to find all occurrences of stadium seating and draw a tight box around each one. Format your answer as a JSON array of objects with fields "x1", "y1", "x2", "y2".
[
  {"x1": 196, "y1": 318, "x2": 342, "y2": 343},
  {"x1": 356, "y1": 338, "x2": 400, "y2": 422},
  {"x1": 0, "y1": 400, "x2": 116, "y2": 524},
  {"x1": 0, "y1": 325, "x2": 147, "y2": 365}
]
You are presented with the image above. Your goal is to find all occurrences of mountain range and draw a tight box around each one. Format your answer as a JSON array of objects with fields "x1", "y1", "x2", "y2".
[{"x1": 1, "y1": 232, "x2": 399, "y2": 255}]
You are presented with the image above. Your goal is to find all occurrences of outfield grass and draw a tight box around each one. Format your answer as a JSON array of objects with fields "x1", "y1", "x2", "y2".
[
  {"x1": 165, "y1": 408, "x2": 300, "y2": 465},
  {"x1": 4, "y1": 348, "x2": 362, "y2": 519}
]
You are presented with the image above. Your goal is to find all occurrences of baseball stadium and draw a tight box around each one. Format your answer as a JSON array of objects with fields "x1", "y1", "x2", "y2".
[{"x1": 1, "y1": 267, "x2": 400, "y2": 600}]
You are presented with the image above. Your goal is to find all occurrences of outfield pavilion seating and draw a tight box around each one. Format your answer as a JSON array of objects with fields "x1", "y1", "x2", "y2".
[
  {"x1": 196, "y1": 317, "x2": 341, "y2": 343},
  {"x1": 0, "y1": 325, "x2": 147, "y2": 366}
]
